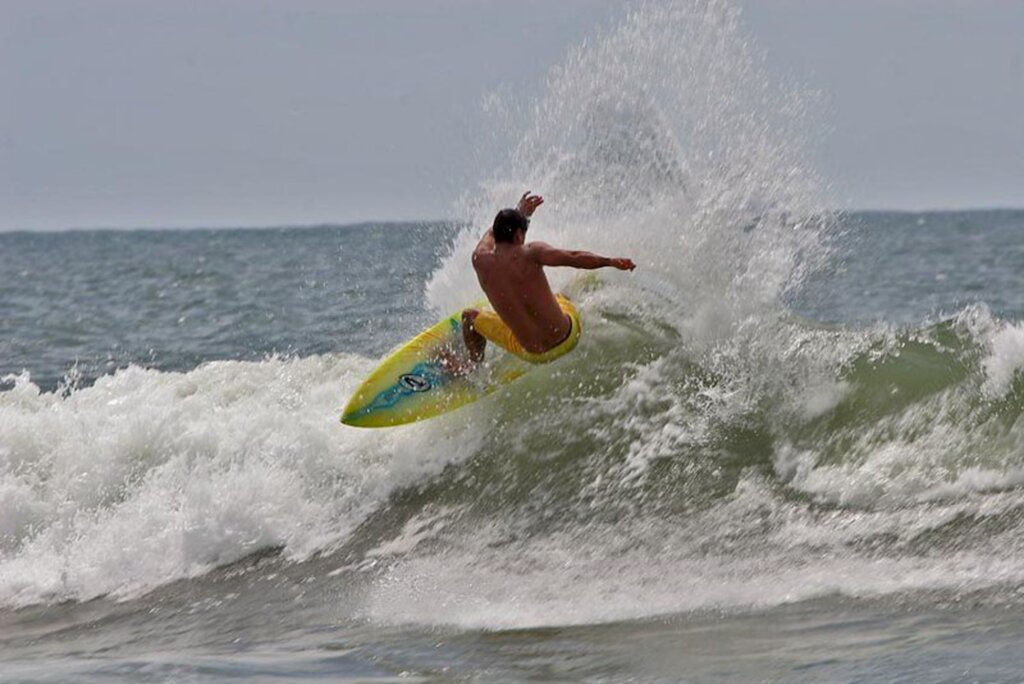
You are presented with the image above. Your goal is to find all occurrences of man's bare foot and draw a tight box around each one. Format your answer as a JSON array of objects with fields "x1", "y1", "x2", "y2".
[{"x1": 462, "y1": 309, "x2": 486, "y2": 363}]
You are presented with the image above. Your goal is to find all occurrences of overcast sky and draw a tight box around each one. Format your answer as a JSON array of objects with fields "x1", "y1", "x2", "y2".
[{"x1": 2, "y1": 0, "x2": 1022, "y2": 231}]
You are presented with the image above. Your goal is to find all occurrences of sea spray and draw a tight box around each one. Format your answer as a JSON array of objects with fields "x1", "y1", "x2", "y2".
[{"x1": 427, "y1": 0, "x2": 830, "y2": 333}]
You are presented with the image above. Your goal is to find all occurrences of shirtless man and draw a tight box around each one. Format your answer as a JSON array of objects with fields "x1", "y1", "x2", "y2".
[{"x1": 460, "y1": 191, "x2": 635, "y2": 367}]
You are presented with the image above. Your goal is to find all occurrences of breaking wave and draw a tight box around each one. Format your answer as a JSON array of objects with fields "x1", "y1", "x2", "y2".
[{"x1": 2, "y1": 1, "x2": 1023, "y2": 630}]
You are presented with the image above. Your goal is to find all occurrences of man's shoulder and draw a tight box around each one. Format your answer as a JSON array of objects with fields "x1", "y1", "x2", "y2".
[
  {"x1": 472, "y1": 233, "x2": 490, "y2": 255},
  {"x1": 523, "y1": 241, "x2": 556, "y2": 258}
]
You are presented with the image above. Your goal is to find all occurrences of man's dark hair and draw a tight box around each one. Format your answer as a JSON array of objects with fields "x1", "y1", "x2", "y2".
[{"x1": 492, "y1": 208, "x2": 529, "y2": 243}]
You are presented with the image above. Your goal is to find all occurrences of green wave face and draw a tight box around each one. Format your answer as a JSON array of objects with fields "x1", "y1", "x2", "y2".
[{"x1": 371, "y1": 309, "x2": 1023, "y2": 519}]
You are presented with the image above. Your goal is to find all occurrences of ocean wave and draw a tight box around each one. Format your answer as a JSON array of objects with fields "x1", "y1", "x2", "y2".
[
  {"x1": 1, "y1": 296, "x2": 1022, "y2": 624},
  {"x1": 3, "y1": 0, "x2": 1023, "y2": 630},
  {"x1": 0, "y1": 354, "x2": 484, "y2": 607}
]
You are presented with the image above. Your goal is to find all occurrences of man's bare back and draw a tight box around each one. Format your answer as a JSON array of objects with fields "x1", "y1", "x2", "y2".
[{"x1": 461, "y1": 192, "x2": 635, "y2": 364}]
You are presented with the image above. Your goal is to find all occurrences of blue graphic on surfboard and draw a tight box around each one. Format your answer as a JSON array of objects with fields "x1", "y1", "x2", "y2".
[
  {"x1": 339, "y1": 306, "x2": 526, "y2": 427},
  {"x1": 341, "y1": 275, "x2": 598, "y2": 428}
]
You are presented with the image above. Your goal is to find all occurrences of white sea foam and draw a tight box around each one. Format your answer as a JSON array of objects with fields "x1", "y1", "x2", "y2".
[
  {"x1": 0, "y1": 356, "x2": 486, "y2": 607},
  {"x1": 369, "y1": 548, "x2": 1024, "y2": 630},
  {"x1": 366, "y1": 475, "x2": 1024, "y2": 630},
  {"x1": 982, "y1": 322, "x2": 1024, "y2": 398}
]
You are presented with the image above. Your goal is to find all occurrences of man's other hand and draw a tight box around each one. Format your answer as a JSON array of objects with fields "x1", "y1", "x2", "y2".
[
  {"x1": 517, "y1": 191, "x2": 544, "y2": 217},
  {"x1": 610, "y1": 258, "x2": 636, "y2": 271}
]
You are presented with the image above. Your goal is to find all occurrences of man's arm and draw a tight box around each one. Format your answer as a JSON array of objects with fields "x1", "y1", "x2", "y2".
[{"x1": 527, "y1": 242, "x2": 636, "y2": 271}]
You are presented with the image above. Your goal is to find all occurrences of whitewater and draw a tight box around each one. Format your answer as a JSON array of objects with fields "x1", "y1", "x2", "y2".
[{"x1": 3, "y1": 1, "x2": 1024, "y2": 680}]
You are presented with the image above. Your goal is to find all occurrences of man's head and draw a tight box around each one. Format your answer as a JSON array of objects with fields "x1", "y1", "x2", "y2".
[{"x1": 492, "y1": 208, "x2": 529, "y2": 244}]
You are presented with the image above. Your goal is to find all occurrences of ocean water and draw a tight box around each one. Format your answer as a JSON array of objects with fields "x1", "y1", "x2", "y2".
[{"x1": 4, "y1": 2, "x2": 1024, "y2": 682}]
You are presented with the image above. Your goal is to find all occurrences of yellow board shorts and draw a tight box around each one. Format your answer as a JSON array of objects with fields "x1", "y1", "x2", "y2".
[{"x1": 473, "y1": 294, "x2": 581, "y2": 364}]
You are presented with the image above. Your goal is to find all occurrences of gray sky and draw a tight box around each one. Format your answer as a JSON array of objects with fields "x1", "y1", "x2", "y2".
[{"x1": 2, "y1": 0, "x2": 1022, "y2": 231}]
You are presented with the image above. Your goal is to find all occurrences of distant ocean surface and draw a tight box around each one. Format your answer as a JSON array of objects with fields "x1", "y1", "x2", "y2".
[
  {"x1": 4, "y1": 1, "x2": 1024, "y2": 681},
  {"x1": 0, "y1": 222, "x2": 448, "y2": 393},
  {"x1": 3, "y1": 211, "x2": 1024, "y2": 392}
]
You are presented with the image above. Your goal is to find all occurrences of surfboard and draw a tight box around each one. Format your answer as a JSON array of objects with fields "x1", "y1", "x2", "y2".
[{"x1": 340, "y1": 305, "x2": 532, "y2": 428}]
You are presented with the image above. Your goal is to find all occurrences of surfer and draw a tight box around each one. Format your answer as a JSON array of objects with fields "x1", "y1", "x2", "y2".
[{"x1": 459, "y1": 191, "x2": 635, "y2": 368}]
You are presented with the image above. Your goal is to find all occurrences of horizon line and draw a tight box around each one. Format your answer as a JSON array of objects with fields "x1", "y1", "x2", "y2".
[{"x1": 2, "y1": 206, "x2": 1023, "y2": 235}]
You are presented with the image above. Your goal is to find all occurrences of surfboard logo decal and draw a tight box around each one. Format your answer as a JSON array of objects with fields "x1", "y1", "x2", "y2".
[{"x1": 399, "y1": 373, "x2": 431, "y2": 392}]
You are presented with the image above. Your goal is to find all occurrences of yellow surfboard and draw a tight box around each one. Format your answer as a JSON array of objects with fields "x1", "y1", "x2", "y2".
[
  {"x1": 340, "y1": 305, "x2": 531, "y2": 428},
  {"x1": 342, "y1": 276, "x2": 600, "y2": 428}
]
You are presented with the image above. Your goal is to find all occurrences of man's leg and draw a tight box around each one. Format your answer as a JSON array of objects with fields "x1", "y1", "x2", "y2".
[{"x1": 461, "y1": 309, "x2": 486, "y2": 363}]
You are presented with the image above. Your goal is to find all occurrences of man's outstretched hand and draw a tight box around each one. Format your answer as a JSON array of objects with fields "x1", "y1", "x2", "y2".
[
  {"x1": 610, "y1": 258, "x2": 636, "y2": 271},
  {"x1": 517, "y1": 191, "x2": 544, "y2": 217}
]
